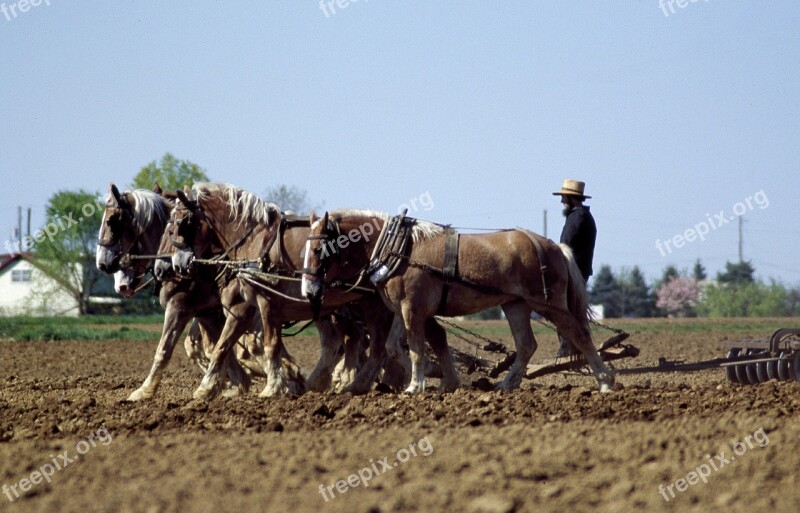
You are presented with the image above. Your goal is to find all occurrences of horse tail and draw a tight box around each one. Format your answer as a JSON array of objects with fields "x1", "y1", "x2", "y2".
[{"x1": 557, "y1": 243, "x2": 591, "y2": 326}]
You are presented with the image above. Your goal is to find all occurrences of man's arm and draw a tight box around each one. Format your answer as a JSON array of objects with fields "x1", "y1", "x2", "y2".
[{"x1": 560, "y1": 211, "x2": 581, "y2": 245}]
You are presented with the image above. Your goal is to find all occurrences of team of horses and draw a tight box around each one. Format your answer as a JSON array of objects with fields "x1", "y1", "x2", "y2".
[{"x1": 95, "y1": 182, "x2": 614, "y2": 401}]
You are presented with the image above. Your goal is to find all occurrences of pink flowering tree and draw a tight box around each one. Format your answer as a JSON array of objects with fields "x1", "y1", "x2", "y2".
[{"x1": 656, "y1": 276, "x2": 701, "y2": 317}]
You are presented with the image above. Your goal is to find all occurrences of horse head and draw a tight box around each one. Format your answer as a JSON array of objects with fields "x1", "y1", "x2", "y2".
[
  {"x1": 96, "y1": 183, "x2": 131, "y2": 273},
  {"x1": 163, "y1": 183, "x2": 281, "y2": 278},
  {"x1": 97, "y1": 182, "x2": 174, "y2": 296},
  {"x1": 301, "y1": 211, "x2": 335, "y2": 307}
]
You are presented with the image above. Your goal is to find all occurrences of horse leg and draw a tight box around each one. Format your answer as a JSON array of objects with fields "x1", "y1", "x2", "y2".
[
  {"x1": 192, "y1": 302, "x2": 252, "y2": 401},
  {"x1": 306, "y1": 317, "x2": 342, "y2": 392},
  {"x1": 236, "y1": 332, "x2": 268, "y2": 377},
  {"x1": 380, "y1": 356, "x2": 407, "y2": 392},
  {"x1": 335, "y1": 318, "x2": 367, "y2": 391},
  {"x1": 425, "y1": 318, "x2": 460, "y2": 392},
  {"x1": 255, "y1": 296, "x2": 302, "y2": 397},
  {"x1": 342, "y1": 311, "x2": 394, "y2": 395},
  {"x1": 187, "y1": 313, "x2": 250, "y2": 396},
  {"x1": 402, "y1": 306, "x2": 428, "y2": 394},
  {"x1": 127, "y1": 301, "x2": 192, "y2": 401},
  {"x1": 548, "y1": 309, "x2": 615, "y2": 393},
  {"x1": 238, "y1": 324, "x2": 268, "y2": 378},
  {"x1": 385, "y1": 314, "x2": 412, "y2": 374},
  {"x1": 497, "y1": 300, "x2": 538, "y2": 391},
  {"x1": 183, "y1": 319, "x2": 210, "y2": 373}
]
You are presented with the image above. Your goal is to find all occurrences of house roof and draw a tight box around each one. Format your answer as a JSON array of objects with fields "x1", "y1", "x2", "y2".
[{"x1": 0, "y1": 252, "x2": 34, "y2": 273}]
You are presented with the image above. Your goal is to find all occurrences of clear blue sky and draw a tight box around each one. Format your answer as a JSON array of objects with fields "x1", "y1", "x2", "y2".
[{"x1": 1, "y1": 1, "x2": 798, "y2": 287}]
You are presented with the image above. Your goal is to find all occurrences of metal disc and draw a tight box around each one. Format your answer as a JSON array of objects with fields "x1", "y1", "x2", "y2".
[
  {"x1": 777, "y1": 351, "x2": 791, "y2": 381},
  {"x1": 792, "y1": 351, "x2": 800, "y2": 382},
  {"x1": 767, "y1": 355, "x2": 780, "y2": 381},
  {"x1": 756, "y1": 359, "x2": 770, "y2": 383},
  {"x1": 725, "y1": 348, "x2": 740, "y2": 383},
  {"x1": 735, "y1": 349, "x2": 754, "y2": 385},
  {"x1": 745, "y1": 349, "x2": 761, "y2": 385}
]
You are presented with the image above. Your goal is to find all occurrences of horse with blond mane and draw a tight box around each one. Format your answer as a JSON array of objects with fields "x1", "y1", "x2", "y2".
[
  {"x1": 302, "y1": 210, "x2": 615, "y2": 393},
  {"x1": 158, "y1": 183, "x2": 406, "y2": 399}
]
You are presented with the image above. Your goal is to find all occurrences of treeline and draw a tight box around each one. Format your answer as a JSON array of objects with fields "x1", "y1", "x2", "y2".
[{"x1": 592, "y1": 260, "x2": 800, "y2": 318}]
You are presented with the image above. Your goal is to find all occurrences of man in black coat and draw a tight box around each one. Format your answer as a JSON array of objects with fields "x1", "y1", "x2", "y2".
[{"x1": 552, "y1": 179, "x2": 596, "y2": 357}]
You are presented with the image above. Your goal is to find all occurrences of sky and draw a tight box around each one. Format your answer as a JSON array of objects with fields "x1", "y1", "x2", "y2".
[{"x1": 1, "y1": 1, "x2": 798, "y2": 288}]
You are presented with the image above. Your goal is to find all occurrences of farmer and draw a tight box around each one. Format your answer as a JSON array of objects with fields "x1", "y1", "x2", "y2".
[{"x1": 553, "y1": 179, "x2": 596, "y2": 358}]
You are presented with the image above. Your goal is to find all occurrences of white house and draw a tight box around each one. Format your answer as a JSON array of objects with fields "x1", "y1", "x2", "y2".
[{"x1": 0, "y1": 253, "x2": 80, "y2": 316}]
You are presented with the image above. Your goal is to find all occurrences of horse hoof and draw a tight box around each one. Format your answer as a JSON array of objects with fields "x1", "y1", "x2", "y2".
[
  {"x1": 259, "y1": 382, "x2": 288, "y2": 398},
  {"x1": 192, "y1": 386, "x2": 214, "y2": 401},
  {"x1": 222, "y1": 386, "x2": 242, "y2": 398},
  {"x1": 127, "y1": 388, "x2": 152, "y2": 402},
  {"x1": 403, "y1": 382, "x2": 425, "y2": 394},
  {"x1": 341, "y1": 382, "x2": 370, "y2": 395},
  {"x1": 599, "y1": 383, "x2": 613, "y2": 394},
  {"x1": 439, "y1": 380, "x2": 460, "y2": 393}
]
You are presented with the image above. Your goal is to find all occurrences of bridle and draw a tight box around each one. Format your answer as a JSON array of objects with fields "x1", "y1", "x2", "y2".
[
  {"x1": 169, "y1": 198, "x2": 265, "y2": 269},
  {"x1": 97, "y1": 201, "x2": 147, "y2": 273},
  {"x1": 302, "y1": 219, "x2": 372, "y2": 295}
]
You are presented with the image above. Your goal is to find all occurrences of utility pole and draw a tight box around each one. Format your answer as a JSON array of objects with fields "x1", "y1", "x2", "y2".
[
  {"x1": 26, "y1": 207, "x2": 31, "y2": 251},
  {"x1": 738, "y1": 216, "x2": 744, "y2": 262},
  {"x1": 543, "y1": 209, "x2": 548, "y2": 239},
  {"x1": 17, "y1": 206, "x2": 22, "y2": 254}
]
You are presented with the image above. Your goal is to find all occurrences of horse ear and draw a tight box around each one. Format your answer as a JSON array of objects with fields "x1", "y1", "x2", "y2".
[
  {"x1": 183, "y1": 185, "x2": 191, "y2": 194},
  {"x1": 109, "y1": 183, "x2": 122, "y2": 205},
  {"x1": 152, "y1": 182, "x2": 162, "y2": 194},
  {"x1": 309, "y1": 210, "x2": 317, "y2": 224},
  {"x1": 322, "y1": 211, "x2": 329, "y2": 228},
  {"x1": 176, "y1": 189, "x2": 191, "y2": 207}
]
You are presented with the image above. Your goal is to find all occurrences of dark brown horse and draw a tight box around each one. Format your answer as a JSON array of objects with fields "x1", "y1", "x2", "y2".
[
  {"x1": 160, "y1": 183, "x2": 401, "y2": 399},
  {"x1": 302, "y1": 210, "x2": 615, "y2": 393}
]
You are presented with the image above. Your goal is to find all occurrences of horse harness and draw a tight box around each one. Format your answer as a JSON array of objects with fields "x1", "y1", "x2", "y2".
[{"x1": 367, "y1": 213, "x2": 554, "y2": 314}]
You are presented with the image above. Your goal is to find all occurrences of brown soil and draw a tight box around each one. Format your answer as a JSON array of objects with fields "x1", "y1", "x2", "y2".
[{"x1": 1, "y1": 319, "x2": 799, "y2": 513}]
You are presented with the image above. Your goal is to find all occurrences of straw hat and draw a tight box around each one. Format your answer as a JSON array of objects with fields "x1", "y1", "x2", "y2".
[{"x1": 552, "y1": 179, "x2": 591, "y2": 199}]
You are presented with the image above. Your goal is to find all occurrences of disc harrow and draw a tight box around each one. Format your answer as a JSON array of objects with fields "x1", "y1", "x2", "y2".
[{"x1": 722, "y1": 328, "x2": 800, "y2": 385}]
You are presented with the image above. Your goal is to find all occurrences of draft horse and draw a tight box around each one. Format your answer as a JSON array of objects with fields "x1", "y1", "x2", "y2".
[
  {"x1": 160, "y1": 183, "x2": 401, "y2": 400},
  {"x1": 95, "y1": 183, "x2": 265, "y2": 400},
  {"x1": 302, "y1": 210, "x2": 615, "y2": 393}
]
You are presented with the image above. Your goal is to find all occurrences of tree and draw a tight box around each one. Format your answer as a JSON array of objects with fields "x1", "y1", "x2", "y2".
[
  {"x1": 656, "y1": 276, "x2": 701, "y2": 317},
  {"x1": 591, "y1": 265, "x2": 621, "y2": 318},
  {"x1": 131, "y1": 153, "x2": 209, "y2": 191},
  {"x1": 654, "y1": 265, "x2": 680, "y2": 292},
  {"x1": 621, "y1": 266, "x2": 655, "y2": 318},
  {"x1": 262, "y1": 184, "x2": 322, "y2": 215},
  {"x1": 32, "y1": 190, "x2": 109, "y2": 315},
  {"x1": 717, "y1": 260, "x2": 755, "y2": 284},
  {"x1": 696, "y1": 279, "x2": 794, "y2": 317},
  {"x1": 692, "y1": 259, "x2": 707, "y2": 281}
]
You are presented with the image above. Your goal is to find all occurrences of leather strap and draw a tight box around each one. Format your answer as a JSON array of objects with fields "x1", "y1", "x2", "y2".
[
  {"x1": 437, "y1": 227, "x2": 460, "y2": 315},
  {"x1": 516, "y1": 228, "x2": 551, "y2": 302}
]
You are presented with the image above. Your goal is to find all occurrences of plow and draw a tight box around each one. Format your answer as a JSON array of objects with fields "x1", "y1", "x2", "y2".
[{"x1": 442, "y1": 320, "x2": 800, "y2": 386}]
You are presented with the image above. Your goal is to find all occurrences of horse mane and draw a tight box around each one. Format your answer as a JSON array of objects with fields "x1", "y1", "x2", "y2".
[
  {"x1": 104, "y1": 189, "x2": 173, "y2": 235},
  {"x1": 192, "y1": 183, "x2": 280, "y2": 226},
  {"x1": 332, "y1": 209, "x2": 444, "y2": 242},
  {"x1": 129, "y1": 190, "x2": 173, "y2": 233}
]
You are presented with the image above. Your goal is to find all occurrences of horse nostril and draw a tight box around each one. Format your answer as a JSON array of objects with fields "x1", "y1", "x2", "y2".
[{"x1": 99, "y1": 262, "x2": 108, "y2": 273}]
